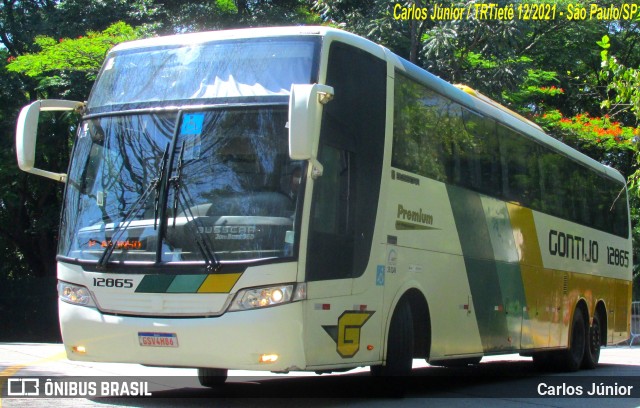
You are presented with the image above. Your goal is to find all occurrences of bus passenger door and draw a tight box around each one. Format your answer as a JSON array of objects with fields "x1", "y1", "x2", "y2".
[
  {"x1": 303, "y1": 144, "x2": 361, "y2": 367},
  {"x1": 302, "y1": 39, "x2": 387, "y2": 369}
]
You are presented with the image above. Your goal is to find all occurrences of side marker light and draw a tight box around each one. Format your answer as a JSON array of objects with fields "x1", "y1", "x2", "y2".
[{"x1": 259, "y1": 354, "x2": 279, "y2": 364}]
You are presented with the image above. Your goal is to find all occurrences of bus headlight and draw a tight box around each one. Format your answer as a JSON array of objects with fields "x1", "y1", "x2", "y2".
[
  {"x1": 228, "y1": 283, "x2": 306, "y2": 312},
  {"x1": 58, "y1": 281, "x2": 97, "y2": 308}
]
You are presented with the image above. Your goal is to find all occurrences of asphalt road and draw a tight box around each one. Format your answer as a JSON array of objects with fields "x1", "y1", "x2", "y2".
[{"x1": 1, "y1": 343, "x2": 640, "y2": 407}]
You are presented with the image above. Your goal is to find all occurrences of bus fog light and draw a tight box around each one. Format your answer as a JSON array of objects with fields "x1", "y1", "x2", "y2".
[
  {"x1": 229, "y1": 283, "x2": 306, "y2": 312},
  {"x1": 72, "y1": 345, "x2": 87, "y2": 354},
  {"x1": 58, "y1": 281, "x2": 97, "y2": 308},
  {"x1": 259, "y1": 354, "x2": 279, "y2": 363}
]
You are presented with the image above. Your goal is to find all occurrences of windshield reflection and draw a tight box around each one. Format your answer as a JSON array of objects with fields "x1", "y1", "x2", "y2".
[{"x1": 59, "y1": 107, "x2": 303, "y2": 266}]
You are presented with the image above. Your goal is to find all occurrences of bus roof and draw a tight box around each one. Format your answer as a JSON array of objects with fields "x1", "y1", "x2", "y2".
[{"x1": 112, "y1": 26, "x2": 343, "y2": 52}]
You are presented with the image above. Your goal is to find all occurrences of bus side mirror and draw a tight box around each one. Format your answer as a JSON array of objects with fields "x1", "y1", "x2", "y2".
[
  {"x1": 16, "y1": 99, "x2": 84, "y2": 183},
  {"x1": 288, "y1": 84, "x2": 334, "y2": 178}
]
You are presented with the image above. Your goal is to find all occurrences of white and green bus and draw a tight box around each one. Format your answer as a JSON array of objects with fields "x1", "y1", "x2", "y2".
[{"x1": 16, "y1": 26, "x2": 632, "y2": 383}]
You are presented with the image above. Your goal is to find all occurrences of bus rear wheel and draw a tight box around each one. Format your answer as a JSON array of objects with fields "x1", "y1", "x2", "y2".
[
  {"x1": 582, "y1": 312, "x2": 601, "y2": 369},
  {"x1": 197, "y1": 367, "x2": 228, "y2": 387},
  {"x1": 371, "y1": 300, "x2": 414, "y2": 377},
  {"x1": 558, "y1": 307, "x2": 587, "y2": 372}
]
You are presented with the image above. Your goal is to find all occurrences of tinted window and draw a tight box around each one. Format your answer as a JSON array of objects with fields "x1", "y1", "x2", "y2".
[
  {"x1": 306, "y1": 42, "x2": 386, "y2": 281},
  {"x1": 392, "y1": 72, "x2": 629, "y2": 238}
]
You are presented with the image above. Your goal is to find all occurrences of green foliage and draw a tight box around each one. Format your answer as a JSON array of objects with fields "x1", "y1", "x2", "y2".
[
  {"x1": 598, "y1": 34, "x2": 640, "y2": 207},
  {"x1": 216, "y1": 0, "x2": 238, "y2": 14},
  {"x1": 7, "y1": 22, "x2": 144, "y2": 78},
  {"x1": 313, "y1": 0, "x2": 633, "y2": 115},
  {"x1": 159, "y1": 0, "x2": 320, "y2": 32},
  {"x1": 503, "y1": 68, "x2": 562, "y2": 107},
  {"x1": 537, "y1": 110, "x2": 637, "y2": 152},
  {"x1": 599, "y1": 34, "x2": 640, "y2": 119},
  {"x1": 534, "y1": 108, "x2": 636, "y2": 186}
]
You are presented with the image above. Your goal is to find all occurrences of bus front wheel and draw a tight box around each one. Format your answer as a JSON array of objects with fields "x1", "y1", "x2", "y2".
[
  {"x1": 371, "y1": 300, "x2": 414, "y2": 377},
  {"x1": 197, "y1": 367, "x2": 228, "y2": 387}
]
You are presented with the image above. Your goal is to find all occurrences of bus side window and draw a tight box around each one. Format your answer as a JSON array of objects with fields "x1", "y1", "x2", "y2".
[{"x1": 311, "y1": 145, "x2": 353, "y2": 235}]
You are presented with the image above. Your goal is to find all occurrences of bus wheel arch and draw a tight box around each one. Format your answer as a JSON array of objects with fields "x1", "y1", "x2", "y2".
[
  {"x1": 404, "y1": 288, "x2": 431, "y2": 359},
  {"x1": 371, "y1": 288, "x2": 431, "y2": 376}
]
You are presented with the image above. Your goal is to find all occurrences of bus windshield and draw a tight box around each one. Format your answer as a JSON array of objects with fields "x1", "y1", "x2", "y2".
[
  {"x1": 59, "y1": 107, "x2": 303, "y2": 265},
  {"x1": 87, "y1": 37, "x2": 318, "y2": 112}
]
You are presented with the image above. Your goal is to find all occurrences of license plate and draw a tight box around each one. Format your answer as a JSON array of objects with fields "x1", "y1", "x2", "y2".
[{"x1": 138, "y1": 332, "x2": 179, "y2": 347}]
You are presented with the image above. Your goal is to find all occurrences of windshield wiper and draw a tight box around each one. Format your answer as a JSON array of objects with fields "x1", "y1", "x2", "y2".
[
  {"x1": 171, "y1": 141, "x2": 185, "y2": 229},
  {"x1": 170, "y1": 141, "x2": 221, "y2": 272},
  {"x1": 154, "y1": 143, "x2": 170, "y2": 230},
  {"x1": 96, "y1": 143, "x2": 170, "y2": 269}
]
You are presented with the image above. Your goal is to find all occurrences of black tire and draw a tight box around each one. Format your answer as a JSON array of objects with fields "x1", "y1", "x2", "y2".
[
  {"x1": 557, "y1": 307, "x2": 587, "y2": 372},
  {"x1": 582, "y1": 311, "x2": 602, "y2": 369},
  {"x1": 197, "y1": 367, "x2": 228, "y2": 387},
  {"x1": 371, "y1": 300, "x2": 414, "y2": 377}
]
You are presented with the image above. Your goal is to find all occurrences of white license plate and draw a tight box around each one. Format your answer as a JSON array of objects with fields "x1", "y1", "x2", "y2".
[{"x1": 138, "y1": 332, "x2": 179, "y2": 347}]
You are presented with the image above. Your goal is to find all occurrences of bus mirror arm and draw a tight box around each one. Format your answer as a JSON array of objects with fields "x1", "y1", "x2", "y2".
[
  {"x1": 16, "y1": 99, "x2": 85, "y2": 183},
  {"x1": 310, "y1": 157, "x2": 323, "y2": 179},
  {"x1": 288, "y1": 84, "x2": 334, "y2": 178}
]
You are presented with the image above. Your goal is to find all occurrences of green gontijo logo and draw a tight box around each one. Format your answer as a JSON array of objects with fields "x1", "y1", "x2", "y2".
[
  {"x1": 396, "y1": 204, "x2": 437, "y2": 230},
  {"x1": 323, "y1": 311, "x2": 375, "y2": 358}
]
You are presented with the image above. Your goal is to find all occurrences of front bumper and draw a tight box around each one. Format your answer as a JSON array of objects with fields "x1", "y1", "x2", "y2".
[{"x1": 59, "y1": 300, "x2": 306, "y2": 372}]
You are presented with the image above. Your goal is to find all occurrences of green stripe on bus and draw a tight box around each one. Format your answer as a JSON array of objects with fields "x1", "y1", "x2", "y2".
[
  {"x1": 166, "y1": 275, "x2": 208, "y2": 293},
  {"x1": 448, "y1": 186, "x2": 509, "y2": 352},
  {"x1": 135, "y1": 275, "x2": 176, "y2": 293},
  {"x1": 481, "y1": 197, "x2": 530, "y2": 348},
  {"x1": 448, "y1": 185, "x2": 529, "y2": 352},
  {"x1": 495, "y1": 262, "x2": 529, "y2": 348}
]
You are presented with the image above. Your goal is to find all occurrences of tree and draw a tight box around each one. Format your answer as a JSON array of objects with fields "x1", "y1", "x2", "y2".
[
  {"x1": 597, "y1": 34, "x2": 640, "y2": 299},
  {"x1": 599, "y1": 35, "x2": 640, "y2": 123},
  {"x1": 1, "y1": 22, "x2": 143, "y2": 279},
  {"x1": 154, "y1": 0, "x2": 320, "y2": 33},
  {"x1": 598, "y1": 34, "x2": 640, "y2": 193},
  {"x1": 315, "y1": 0, "x2": 640, "y2": 121},
  {"x1": 7, "y1": 21, "x2": 143, "y2": 78}
]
